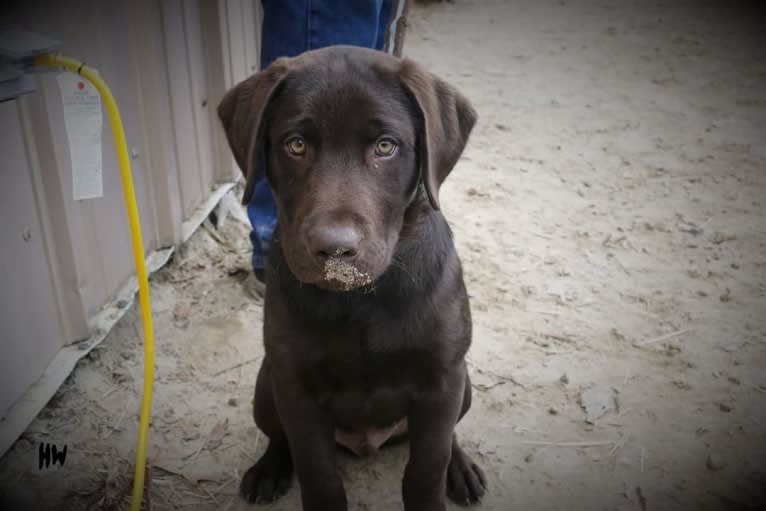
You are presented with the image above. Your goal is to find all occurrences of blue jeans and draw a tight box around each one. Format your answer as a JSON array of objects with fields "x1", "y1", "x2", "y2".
[{"x1": 248, "y1": 0, "x2": 406, "y2": 273}]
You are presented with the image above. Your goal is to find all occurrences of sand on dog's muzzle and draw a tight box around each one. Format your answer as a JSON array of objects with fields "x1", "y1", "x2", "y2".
[{"x1": 323, "y1": 257, "x2": 373, "y2": 291}]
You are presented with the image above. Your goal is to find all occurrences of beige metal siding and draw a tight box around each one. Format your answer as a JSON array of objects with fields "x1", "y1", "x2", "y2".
[
  {"x1": 16, "y1": 1, "x2": 160, "y2": 318},
  {"x1": 1, "y1": 0, "x2": 261, "y2": 453},
  {"x1": 214, "y1": 0, "x2": 261, "y2": 181},
  {"x1": 17, "y1": 94, "x2": 91, "y2": 344},
  {"x1": 162, "y1": 0, "x2": 206, "y2": 219},
  {"x1": 0, "y1": 101, "x2": 65, "y2": 414},
  {"x1": 126, "y1": 0, "x2": 185, "y2": 248}
]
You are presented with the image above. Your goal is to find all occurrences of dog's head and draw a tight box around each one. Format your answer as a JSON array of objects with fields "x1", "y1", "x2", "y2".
[{"x1": 218, "y1": 46, "x2": 476, "y2": 291}]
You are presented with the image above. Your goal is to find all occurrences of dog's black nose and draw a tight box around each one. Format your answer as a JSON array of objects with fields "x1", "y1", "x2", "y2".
[{"x1": 309, "y1": 225, "x2": 362, "y2": 261}]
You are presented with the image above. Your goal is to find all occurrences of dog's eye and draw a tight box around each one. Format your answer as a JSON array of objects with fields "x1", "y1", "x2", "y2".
[
  {"x1": 285, "y1": 136, "x2": 307, "y2": 156},
  {"x1": 374, "y1": 138, "x2": 397, "y2": 157}
]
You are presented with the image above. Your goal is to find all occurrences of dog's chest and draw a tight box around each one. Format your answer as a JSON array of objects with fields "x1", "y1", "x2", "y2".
[
  {"x1": 326, "y1": 383, "x2": 412, "y2": 457},
  {"x1": 307, "y1": 337, "x2": 419, "y2": 447}
]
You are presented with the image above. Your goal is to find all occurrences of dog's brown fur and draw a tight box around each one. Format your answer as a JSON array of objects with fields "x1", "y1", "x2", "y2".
[{"x1": 218, "y1": 45, "x2": 484, "y2": 511}]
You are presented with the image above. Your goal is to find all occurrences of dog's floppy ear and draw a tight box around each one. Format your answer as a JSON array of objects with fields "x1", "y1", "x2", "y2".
[
  {"x1": 217, "y1": 58, "x2": 292, "y2": 204},
  {"x1": 399, "y1": 59, "x2": 477, "y2": 210}
]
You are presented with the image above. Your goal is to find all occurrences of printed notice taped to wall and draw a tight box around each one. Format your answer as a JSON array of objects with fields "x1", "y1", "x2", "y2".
[{"x1": 58, "y1": 72, "x2": 103, "y2": 200}]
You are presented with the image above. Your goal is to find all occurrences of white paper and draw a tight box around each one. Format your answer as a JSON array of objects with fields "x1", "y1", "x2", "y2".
[{"x1": 57, "y1": 72, "x2": 103, "y2": 200}]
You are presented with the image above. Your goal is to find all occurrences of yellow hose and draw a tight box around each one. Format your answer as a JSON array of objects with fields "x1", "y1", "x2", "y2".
[{"x1": 35, "y1": 54, "x2": 155, "y2": 511}]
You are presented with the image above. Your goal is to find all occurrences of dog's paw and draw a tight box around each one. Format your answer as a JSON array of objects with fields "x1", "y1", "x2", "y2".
[
  {"x1": 446, "y1": 447, "x2": 487, "y2": 506},
  {"x1": 239, "y1": 442, "x2": 293, "y2": 504}
]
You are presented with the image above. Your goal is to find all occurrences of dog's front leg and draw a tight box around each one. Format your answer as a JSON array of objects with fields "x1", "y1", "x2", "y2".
[
  {"x1": 402, "y1": 367, "x2": 466, "y2": 511},
  {"x1": 273, "y1": 380, "x2": 347, "y2": 511}
]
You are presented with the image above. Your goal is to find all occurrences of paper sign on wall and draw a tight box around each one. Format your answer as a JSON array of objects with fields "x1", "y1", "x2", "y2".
[{"x1": 57, "y1": 72, "x2": 103, "y2": 200}]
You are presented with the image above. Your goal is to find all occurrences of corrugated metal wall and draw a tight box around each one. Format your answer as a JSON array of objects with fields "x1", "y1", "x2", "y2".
[{"x1": 0, "y1": 0, "x2": 259, "y2": 454}]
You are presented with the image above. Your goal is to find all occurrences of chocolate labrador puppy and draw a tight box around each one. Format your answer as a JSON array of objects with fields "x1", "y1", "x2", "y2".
[{"x1": 218, "y1": 45, "x2": 484, "y2": 511}]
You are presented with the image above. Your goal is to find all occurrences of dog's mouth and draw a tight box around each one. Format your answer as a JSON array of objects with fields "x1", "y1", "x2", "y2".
[
  {"x1": 281, "y1": 233, "x2": 389, "y2": 292},
  {"x1": 320, "y1": 257, "x2": 373, "y2": 292}
]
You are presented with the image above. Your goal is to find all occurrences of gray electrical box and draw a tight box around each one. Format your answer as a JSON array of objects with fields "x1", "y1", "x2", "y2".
[{"x1": 0, "y1": 28, "x2": 61, "y2": 101}]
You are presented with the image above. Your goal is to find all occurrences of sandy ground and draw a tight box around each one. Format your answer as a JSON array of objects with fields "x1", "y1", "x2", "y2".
[{"x1": 2, "y1": 0, "x2": 766, "y2": 510}]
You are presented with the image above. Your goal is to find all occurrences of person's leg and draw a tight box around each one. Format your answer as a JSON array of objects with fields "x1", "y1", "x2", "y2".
[
  {"x1": 376, "y1": 0, "x2": 393, "y2": 51},
  {"x1": 247, "y1": 179, "x2": 277, "y2": 283},
  {"x1": 248, "y1": 0, "x2": 411, "y2": 283}
]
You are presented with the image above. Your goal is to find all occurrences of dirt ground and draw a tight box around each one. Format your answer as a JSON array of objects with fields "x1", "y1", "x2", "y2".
[{"x1": 2, "y1": 0, "x2": 765, "y2": 509}]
